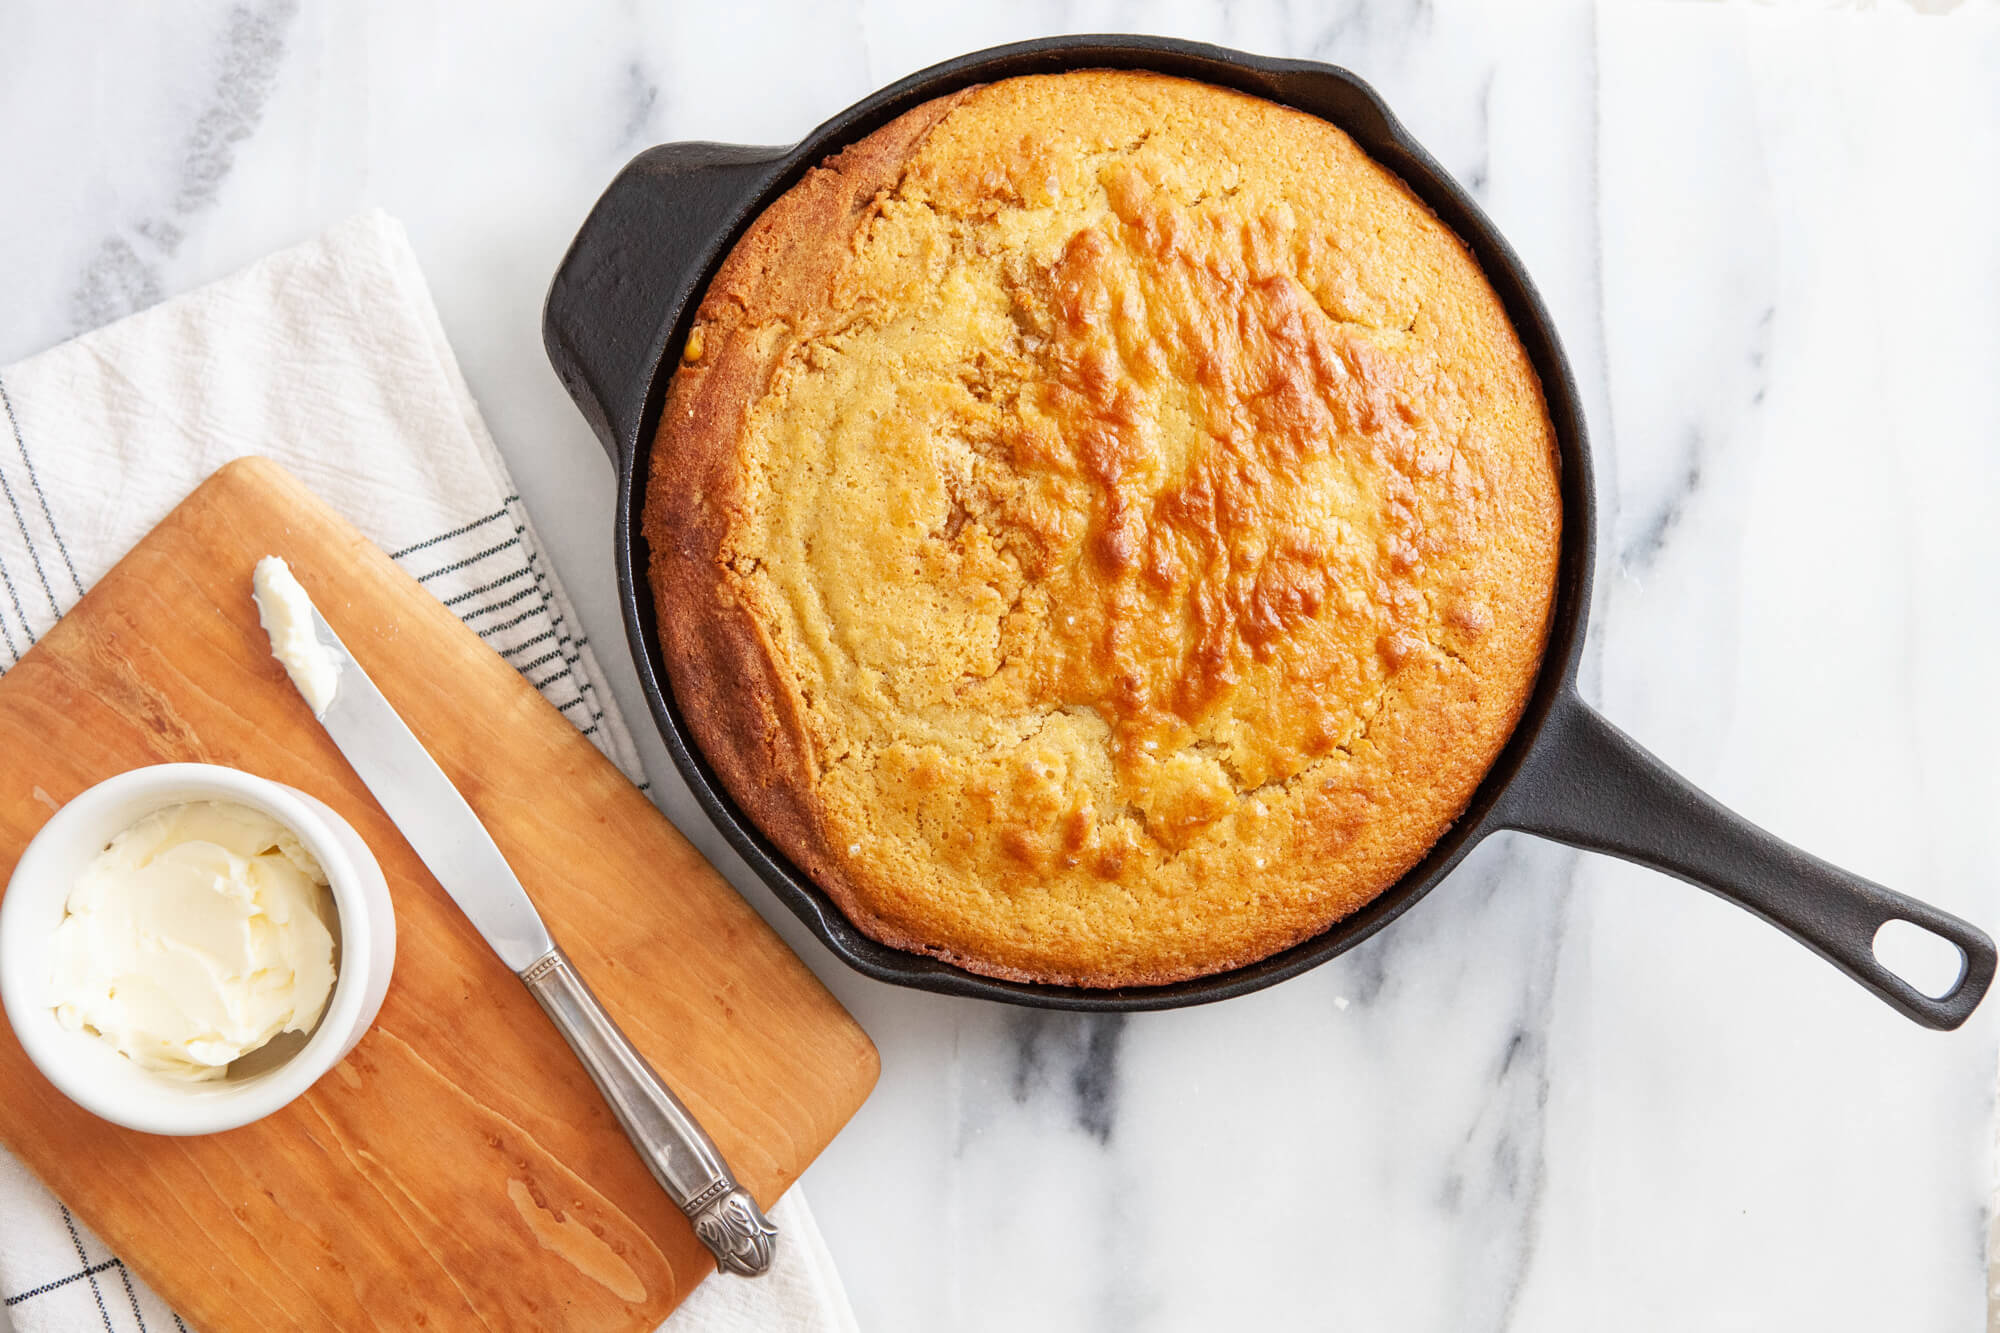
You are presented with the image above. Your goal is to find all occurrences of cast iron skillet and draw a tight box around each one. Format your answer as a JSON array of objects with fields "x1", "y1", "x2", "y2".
[{"x1": 544, "y1": 35, "x2": 1995, "y2": 1027}]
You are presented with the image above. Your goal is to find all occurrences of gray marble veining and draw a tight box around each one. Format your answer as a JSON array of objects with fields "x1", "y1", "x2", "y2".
[{"x1": 67, "y1": 1, "x2": 300, "y2": 335}]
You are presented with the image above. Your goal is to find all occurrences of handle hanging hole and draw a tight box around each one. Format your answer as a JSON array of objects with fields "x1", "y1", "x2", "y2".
[{"x1": 1873, "y1": 919, "x2": 1967, "y2": 1000}]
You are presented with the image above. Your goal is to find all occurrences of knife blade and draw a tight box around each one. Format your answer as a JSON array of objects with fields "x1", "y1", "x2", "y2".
[
  {"x1": 252, "y1": 558, "x2": 777, "y2": 1277},
  {"x1": 312, "y1": 623, "x2": 554, "y2": 970}
]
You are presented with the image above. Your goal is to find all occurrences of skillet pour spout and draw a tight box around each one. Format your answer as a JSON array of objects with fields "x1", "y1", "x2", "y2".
[{"x1": 544, "y1": 34, "x2": 1995, "y2": 1027}]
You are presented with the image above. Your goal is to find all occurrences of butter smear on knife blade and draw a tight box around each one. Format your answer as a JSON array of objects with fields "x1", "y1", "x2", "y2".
[{"x1": 254, "y1": 555, "x2": 340, "y2": 715}]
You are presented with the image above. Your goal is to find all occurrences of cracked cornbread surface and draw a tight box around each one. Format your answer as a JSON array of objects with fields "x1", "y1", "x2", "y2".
[{"x1": 645, "y1": 70, "x2": 1561, "y2": 986}]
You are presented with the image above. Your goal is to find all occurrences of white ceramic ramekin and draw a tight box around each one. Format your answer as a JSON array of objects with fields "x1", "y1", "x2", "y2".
[{"x1": 0, "y1": 763, "x2": 395, "y2": 1134}]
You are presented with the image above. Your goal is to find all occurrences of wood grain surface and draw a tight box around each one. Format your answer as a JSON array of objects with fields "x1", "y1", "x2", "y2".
[{"x1": 0, "y1": 458, "x2": 878, "y2": 1331}]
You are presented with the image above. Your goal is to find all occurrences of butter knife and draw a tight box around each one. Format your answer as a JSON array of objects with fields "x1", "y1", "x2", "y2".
[{"x1": 253, "y1": 558, "x2": 777, "y2": 1277}]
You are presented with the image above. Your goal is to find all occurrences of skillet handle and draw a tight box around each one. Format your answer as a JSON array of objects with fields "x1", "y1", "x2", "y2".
[
  {"x1": 543, "y1": 142, "x2": 788, "y2": 465},
  {"x1": 1495, "y1": 689, "x2": 1995, "y2": 1029}
]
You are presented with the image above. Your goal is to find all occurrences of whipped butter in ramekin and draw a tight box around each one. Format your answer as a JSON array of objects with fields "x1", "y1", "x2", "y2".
[
  {"x1": 49, "y1": 800, "x2": 339, "y2": 1082},
  {"x1": 0, "y1": 764, "x2": 395, "y2": 1135}
]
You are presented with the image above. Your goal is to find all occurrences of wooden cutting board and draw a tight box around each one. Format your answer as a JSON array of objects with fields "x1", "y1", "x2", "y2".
[{"x1": 0, "y1": 458, "x2": 878, "y2": 1330}]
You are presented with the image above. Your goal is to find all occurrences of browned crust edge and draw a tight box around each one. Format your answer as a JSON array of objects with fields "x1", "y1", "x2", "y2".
[
  {"x1": 645, "y1": 92, "x2": 997, "y2": 977},
  {"x1": 644, "y1": 77, "x2": 1558, "y2": 990}
]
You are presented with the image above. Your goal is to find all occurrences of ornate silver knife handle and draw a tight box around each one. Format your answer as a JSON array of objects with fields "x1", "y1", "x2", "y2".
[{"x1": 519, "y1": 946, "x2": 777, "y2": 1276}]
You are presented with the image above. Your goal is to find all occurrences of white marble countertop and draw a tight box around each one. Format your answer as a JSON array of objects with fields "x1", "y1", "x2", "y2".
[{"x1": 4, "y1": 2, "x2": 1998, "y2": 1329}]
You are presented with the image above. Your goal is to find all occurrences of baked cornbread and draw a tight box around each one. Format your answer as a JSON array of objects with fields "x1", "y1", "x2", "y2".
[{"x1": 646, "y1": 70, "x2": 1561, "y2": 986}]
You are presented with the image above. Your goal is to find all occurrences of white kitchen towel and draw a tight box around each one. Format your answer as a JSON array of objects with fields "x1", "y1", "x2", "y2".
[{"x1": 0, "y1": 211, "x2": 857, "y2": 1333}]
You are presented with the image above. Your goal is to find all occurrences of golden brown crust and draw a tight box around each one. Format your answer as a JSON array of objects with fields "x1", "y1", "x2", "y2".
[
  {"x1": 645, "y1": 71, "x2": 1561, "y2": 987},
  {"x1": 648, "y1": 92, "x2": 976, "y2": 939}
]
